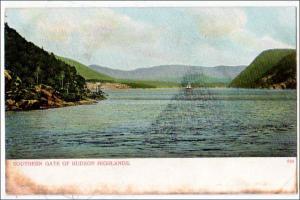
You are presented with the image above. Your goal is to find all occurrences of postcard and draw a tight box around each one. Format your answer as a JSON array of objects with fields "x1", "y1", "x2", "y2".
[{"x1": 1, "y1": 1, "x2": 299, "y2": 199}]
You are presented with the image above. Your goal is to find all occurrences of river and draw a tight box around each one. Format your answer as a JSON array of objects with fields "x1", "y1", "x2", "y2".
[{"x1": 5, "y1": 88, "x2": 297, "y2": 158}]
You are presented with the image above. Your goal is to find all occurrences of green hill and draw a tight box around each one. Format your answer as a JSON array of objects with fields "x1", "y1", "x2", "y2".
[
  {"x1": 57, "y1": 56, "x2": 114, "y2": 82},
  {"x1": 5, "y1": 23, "x2": 87, "y2": 102},
  {"x1": 230, "y1": 49, "x2": 296, "y2": 89}
]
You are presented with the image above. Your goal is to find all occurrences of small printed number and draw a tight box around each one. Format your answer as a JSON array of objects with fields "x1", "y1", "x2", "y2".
[{"x1": 287, "y1": 159, "x2": 294, "y2": 163}]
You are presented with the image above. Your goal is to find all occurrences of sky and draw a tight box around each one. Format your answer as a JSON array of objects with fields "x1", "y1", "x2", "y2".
[{"x1": 5, "y1": 7, "x2": 296, "y2": 70}]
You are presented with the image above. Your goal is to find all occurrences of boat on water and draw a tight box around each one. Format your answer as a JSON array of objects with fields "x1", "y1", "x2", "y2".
[{"x1": 186, "y1": 83, "x2": 192, "y2": 90}]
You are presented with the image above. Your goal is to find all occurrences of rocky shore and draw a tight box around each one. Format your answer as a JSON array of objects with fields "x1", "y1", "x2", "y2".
[
  {"x1": 5, "y1": 84, "x2": 97, "y2": 111},
  {"x1": 5, "y1": 69, "x2": 104, "y2": 111}
]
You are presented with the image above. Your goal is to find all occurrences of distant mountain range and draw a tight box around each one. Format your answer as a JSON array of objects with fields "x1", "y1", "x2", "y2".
[{"x1": 89, "y1": 64, "x2": 247, "y2": 83}]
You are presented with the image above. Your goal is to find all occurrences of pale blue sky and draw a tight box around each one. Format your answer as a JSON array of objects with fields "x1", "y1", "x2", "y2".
[{"x1": 5, "y1": 7, "x2": 296, "y2": 70}]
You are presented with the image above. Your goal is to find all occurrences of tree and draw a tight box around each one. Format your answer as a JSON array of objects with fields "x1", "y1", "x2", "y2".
[
  {"x1": 60, "y1": 71, "x2": 65, "y2": 89},
  {"x1": 35, "y1": 66, "x2": 41, "y2": 84}
]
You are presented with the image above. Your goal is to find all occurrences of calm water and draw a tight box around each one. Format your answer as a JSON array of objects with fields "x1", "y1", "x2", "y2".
[{"x1": 5, "y1": 88, "x2": 297, "y2": 158}]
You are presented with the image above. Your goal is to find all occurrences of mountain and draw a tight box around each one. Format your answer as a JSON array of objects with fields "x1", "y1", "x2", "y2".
[
  {"x1": 230, "y1": 49, "x2": 296, "y2": 89},
  {"x1": 57, "y1": 57, "x2": 181, "y2": 88},
  {"x1": 5, "y1": 23, "x2": 86, "y2": 100},
  {"x1": 57, "y1": 56, "x2": 114, "y2": 82},
  {"x1": 4, "y1": 23, "x2": 104, "y2": 110},
  {"x1": 89, "y1": 64, "x2": 246, "y2": 83}
]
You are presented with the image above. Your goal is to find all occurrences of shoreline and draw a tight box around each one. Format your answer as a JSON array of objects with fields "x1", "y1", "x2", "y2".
[
  {"x1": 6, "y1": 87, "x2": 296, "y2": 112},
  {"x1": 102, "y1": 87, "x2": 297, "y2": 90},
  {"x1": 5, "y1": 98, "x2": 98, "y2": 112}
]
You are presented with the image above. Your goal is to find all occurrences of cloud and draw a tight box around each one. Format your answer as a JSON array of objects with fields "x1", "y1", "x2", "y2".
[
  {"x1": 230, "y1": 29, "x2": 294, "y2": 52},
  {"x1": 189, "y1": 7, "x2": 294, "y2": 62},
  {"x1": 190, "y1": 8, "x2": 247, "y2": 37},
  {"x1": 9, "y1": 8, "x2": 162, "y2": 62}
]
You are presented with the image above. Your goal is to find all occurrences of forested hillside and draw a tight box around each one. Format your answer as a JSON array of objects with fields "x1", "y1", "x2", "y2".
[
  {"x1": 5, "y1": 23, "x2": 104, "y2": 110},
  {"x1": 230, "y1": 49, "x2": 296, "y2": 89}
]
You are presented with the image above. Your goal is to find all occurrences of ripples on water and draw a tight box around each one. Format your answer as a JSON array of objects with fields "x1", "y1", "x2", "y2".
[{"x1": 5, "y1": 88, "x2": 297, "y2": 158}]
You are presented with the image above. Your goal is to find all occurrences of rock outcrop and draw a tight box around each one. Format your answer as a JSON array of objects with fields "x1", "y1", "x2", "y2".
[{"x1": 5, "y1": 70, "x2": 97, "y2": 111}]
